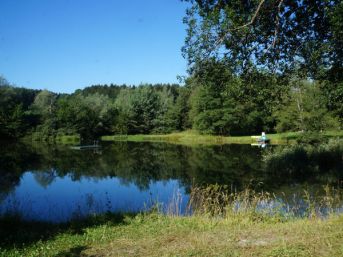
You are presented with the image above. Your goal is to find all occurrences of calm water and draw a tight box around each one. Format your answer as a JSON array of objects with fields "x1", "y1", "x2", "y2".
[{"x1": 0, "y1": 141, "x2": 341, "y2": 222}]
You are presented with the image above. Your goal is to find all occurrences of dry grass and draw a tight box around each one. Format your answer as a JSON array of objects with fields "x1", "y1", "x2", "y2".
[
  {"x1": 1, "y1": 215, "x2": 341, "y2": 256},
  {"x1": 188, "y1": 184, "x2": 343, "y2": 220},
  {"x1": 82, "y1": 214, "x2": 343, "y2": 257}
]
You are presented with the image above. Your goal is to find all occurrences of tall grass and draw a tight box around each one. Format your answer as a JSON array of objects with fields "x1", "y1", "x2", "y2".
[{"x1": 187, "y1": 184, "x2": 343, "y2": 221}]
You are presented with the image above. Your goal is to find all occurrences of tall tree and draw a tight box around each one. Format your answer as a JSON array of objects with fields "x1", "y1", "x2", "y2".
[
  {"x1": 274, "y1": 80, "x2": 340, "y2": 132},
  {"x1": 182, "y1": 0, "x2": 343, "y2": 78},
  {"x1": 0, "y1": 83, "x2": 37, "y2": 139}
]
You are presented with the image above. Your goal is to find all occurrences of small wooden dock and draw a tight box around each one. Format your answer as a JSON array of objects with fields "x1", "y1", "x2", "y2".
[
  {"x1": 70, "y1": 141, "x2": 101, "y2": 150},
  {"x1": 70, "y1": 145, "x2": 101, "y2": 150}
]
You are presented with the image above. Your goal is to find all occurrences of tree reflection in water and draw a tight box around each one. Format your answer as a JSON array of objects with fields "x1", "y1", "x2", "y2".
[{"x1": 0, "y1": 141, "x2": 341, "y2": 220}]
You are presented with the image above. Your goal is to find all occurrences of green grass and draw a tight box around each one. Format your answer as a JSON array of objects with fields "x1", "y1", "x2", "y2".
[
  {"x1": 1, "y1": 213, "x2": 342, "y2": 257},
  {"x1": 102, "y1": 130, "x2": 256, "y2": 145},
  {"x1": 101, "y1": 130, "x2": 343, "y2": 145}
]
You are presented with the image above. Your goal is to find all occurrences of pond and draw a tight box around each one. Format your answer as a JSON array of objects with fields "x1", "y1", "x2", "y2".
[{"x1": 0, "y1": 141, "x2": 342, "y2": 222}]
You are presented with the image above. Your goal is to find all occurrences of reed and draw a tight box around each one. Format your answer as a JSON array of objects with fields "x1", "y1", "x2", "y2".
[{"x1": 187, "y1": 184, "x2": 343, "y2": 221}]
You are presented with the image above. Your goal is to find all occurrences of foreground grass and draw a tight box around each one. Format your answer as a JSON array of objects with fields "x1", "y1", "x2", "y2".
[
  {"x1": 1, "y1": 213, "x2": 342, "y2": 257},
  {"x1": 102, "y1": 130, "x2": 343, "y2": 145}
]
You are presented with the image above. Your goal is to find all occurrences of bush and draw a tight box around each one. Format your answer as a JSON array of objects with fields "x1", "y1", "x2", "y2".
[{"x1": 263, "y1": 139, "x2": 343, "y2": 175}]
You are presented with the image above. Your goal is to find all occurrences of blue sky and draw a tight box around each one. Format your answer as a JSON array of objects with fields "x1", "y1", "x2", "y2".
[{"x1": 0, "y1": 0, "x2": 189, "y2": 93}]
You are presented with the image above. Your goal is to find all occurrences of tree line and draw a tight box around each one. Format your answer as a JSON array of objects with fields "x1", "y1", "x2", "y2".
[
  {"x1": 0, "y1": 79, "x2": 191, "y2": 140},
  {"x1": 0, "y1": 70, "x2": 341, "y2": 141}
]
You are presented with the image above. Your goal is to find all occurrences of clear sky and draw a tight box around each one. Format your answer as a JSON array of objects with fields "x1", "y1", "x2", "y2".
[{"x1": 0, "y1": 0, "x2": 189, "y2": 93}]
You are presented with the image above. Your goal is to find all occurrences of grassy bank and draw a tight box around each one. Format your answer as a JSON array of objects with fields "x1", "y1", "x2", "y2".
[
  {"x1": 1, "y1": 213, "x2": 342, "y2": 257},
  {"x1": 102, "y1": 130, "x2": 343, "y2": 145},
  {"x1": 2, "y1": 185, "x2": 343, "y2": 256}
]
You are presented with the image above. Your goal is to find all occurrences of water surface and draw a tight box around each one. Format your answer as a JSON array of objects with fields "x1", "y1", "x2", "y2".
[{"x1": 0, "y1": 141, "x2": 341, "y2": 222}]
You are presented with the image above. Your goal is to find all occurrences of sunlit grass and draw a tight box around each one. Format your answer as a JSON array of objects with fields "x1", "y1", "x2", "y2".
[
  {"x1": 102, "y1": 130, "x2": 256, "y2": 145},
  {"x1": 1, "y1": 212, "x2": 342, "y2": 257},
  {"x1": 101, "y1": 130, "x2": 343, "y2": 145}
]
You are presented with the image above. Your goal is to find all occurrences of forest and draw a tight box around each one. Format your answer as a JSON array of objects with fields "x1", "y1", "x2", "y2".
[
  {"x1": 0, "y1": 0, "x2": 342, "y2": 141},
  {"x1": 0, "y1": 70, "x2": 341, "y2": 141}
]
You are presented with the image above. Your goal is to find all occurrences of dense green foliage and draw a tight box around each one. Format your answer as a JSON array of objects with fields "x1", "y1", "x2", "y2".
[
  {"x1": 181, "y1": 0, "x2": 343, "y2": 135},
  {"x1": 182, "y1": 0, "x2": 343, "y2": 76},
  {"x1": 0, "y1": 79, "x2": 191, "y2": 141},
  {"x1": 0, "y1": 79, "x2": 38, "y2": 139},
  {"x1": 0, "y1": 74, "x2": 341, "y2": 140}
]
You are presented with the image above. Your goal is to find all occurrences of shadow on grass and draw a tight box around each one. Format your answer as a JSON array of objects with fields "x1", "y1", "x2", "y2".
[
  {"x1": 54, "y1": 245, "x2": 93, "y2": 257},
  {"x1": 0, "y1": 212, "x2": 134, "y2": 251}
]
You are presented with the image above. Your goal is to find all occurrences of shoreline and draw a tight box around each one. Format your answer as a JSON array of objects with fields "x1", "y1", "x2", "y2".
[{"x1": 101, "y1": 130, "x2": 343, "y2": 146}]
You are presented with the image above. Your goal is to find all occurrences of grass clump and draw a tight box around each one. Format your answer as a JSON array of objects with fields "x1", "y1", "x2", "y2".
[
  {"x1": 188, "y1": 184, "x2": 343, "y2": 221},
  {"x1": 189, "y1": 185, "x2": 283, "y2": 221}
]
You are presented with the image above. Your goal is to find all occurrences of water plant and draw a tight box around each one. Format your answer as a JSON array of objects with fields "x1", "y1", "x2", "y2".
[{"x1": 187, "y1": 184, "x2": 343, "y2": 220}]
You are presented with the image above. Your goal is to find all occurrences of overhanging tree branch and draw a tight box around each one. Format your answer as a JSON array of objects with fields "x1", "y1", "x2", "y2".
[
  {"x1": 271, "y1": 0, "x2": 284, "y2": 49},
  {"x1": 215, "y1": 0, "x2": 265, "y2": 47}
]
